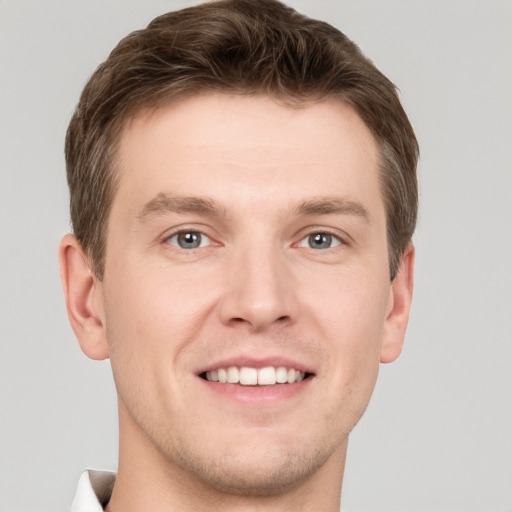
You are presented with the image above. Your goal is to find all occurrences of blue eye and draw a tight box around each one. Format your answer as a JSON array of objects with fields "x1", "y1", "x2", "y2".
[
  {"x1": 168, "y1": 231, "x2": 211, "y2": 249},
  {"x1": 299, "y1": 232, "x2": 341, "y2": 249}
]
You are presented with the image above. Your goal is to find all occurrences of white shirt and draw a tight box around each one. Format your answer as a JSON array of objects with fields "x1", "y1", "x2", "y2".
[{"x1": 71, "y1": 470, "x2": 116, "y2": 512}]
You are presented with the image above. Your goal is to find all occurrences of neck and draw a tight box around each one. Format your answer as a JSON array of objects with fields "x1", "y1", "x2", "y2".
[{"x1": 106, "y1": 403, "x2": 346, "y2": 512}]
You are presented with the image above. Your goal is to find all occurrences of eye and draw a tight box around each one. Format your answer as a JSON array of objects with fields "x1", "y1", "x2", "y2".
[
  {"x1": 167, "y1": 231, "x2": 211, "y2": 249},
  {"x1": 298, "y1": 232, "x2": 342, "y2": 250}
]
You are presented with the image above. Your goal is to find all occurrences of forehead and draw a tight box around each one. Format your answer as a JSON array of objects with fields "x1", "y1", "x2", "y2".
[{"x1": 113, "y1": 93, "x2": 383, "y2": 218}]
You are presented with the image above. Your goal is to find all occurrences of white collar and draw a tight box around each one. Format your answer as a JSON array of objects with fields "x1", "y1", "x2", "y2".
[{"x1": 71, "y1": 470, "x2": 116, "y2": 512}]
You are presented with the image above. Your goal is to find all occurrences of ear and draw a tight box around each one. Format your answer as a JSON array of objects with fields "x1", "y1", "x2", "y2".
[
  {"x1": 380, "y1": 244, "x2": 415, "y2": 364},
  {"x1": 59, "y1": 234, "x2": 109, "y2": 360}
]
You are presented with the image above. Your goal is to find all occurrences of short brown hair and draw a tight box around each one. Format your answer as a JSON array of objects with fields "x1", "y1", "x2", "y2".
[{"x1": 65, "y1": 0, "x2": 418, "y2": 280}]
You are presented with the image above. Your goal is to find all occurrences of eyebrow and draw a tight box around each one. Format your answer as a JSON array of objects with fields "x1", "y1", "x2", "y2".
[
  {"x1": 137, "y1": 193, "x2": 226, "y2": 222},
  {"x1": 294, "y1": 197, "x2": 371, "y2": 223},
  {"x1": 137, "y1": 193, "x2": 371, "y2": 224}
]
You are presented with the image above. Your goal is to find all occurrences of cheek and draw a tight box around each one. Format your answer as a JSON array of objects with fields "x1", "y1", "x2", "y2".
[
  {"x1": 105, "y1": 259, "x2": 212, "y2": 336},
  {"x1": 102, "y1": 261, "x2": 222, "y2": 391},
  {"x1": 308, "y1": 265, "x2": 390, "y2": 344},
  {"x1": 307, "y1": 268, "x2": 389, "y2": 394},
  {"x1": 101, "y1": 270, "x2": 199, "y2": 424}
]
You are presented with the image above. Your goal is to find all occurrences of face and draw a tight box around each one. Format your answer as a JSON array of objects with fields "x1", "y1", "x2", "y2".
[{"x1": 84, "y1": 94, "x2": 411, "y2": 495}]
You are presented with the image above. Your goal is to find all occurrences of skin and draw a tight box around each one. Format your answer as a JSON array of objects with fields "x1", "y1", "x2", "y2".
[{"x1": 60, "y1": 94, "x2": 414, "y2": 512}]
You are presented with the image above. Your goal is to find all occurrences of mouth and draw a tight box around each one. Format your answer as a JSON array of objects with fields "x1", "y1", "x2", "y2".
[{"x1": 199, "y1": 366, "x2": 314, "y2": 386}]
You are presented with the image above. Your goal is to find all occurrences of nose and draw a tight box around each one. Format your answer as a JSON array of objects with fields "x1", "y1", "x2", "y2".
[{"x1": 218, "y1": 243, "x2": 298, "y2": 332}]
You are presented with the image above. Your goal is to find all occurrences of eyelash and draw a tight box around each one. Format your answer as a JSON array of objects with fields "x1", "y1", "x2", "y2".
[{"x1": 163, "y1": 228, "x2": 346, "y2": 252}]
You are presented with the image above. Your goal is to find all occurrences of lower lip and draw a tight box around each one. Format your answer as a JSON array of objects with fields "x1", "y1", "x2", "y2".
[{"x1": 199, "y1": 377, "x2": 313, "y2": 404}]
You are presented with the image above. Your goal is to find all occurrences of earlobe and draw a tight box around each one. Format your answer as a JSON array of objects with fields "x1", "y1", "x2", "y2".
[
  {"x1": 380, "y1": 244, "x2": 415, "y2": 364},
  {"x1": 59, "y1": 234, "x2": 109, "y2": 360}
]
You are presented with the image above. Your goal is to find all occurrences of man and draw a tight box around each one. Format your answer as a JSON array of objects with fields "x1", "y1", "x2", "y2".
[{"x1": 59, "y1": 0, "x2": 418, "y2": 510}]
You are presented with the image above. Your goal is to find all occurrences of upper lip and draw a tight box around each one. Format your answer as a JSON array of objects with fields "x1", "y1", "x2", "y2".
[{"x1": 196, "y1": 355, "x2": 314, "y2": 376}]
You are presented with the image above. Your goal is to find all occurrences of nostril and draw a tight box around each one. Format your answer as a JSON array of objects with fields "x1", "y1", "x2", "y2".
[
  {"x1": 224, "y1": 310, "x2": 293, "y2": 330},
  {"x1": 276, "y1": 315, "x2": 290, "y2": 324}
]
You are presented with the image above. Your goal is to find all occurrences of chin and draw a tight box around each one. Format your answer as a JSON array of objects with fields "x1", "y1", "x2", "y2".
[
  {"x1": 182, "y1": 451, "x2": 330, "y2": 496},
  {"x1": 164, "y1": 430, "x2": 342, "y2": 497}
]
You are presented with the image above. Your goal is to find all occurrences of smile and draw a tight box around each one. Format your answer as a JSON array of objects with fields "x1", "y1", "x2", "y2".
[{"x1": 202, "y1": 366, "x2": 310, "y2": 386}]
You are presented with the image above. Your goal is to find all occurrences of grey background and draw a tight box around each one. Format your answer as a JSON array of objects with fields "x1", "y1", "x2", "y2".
[{"x1": 1, "y1": 1, "x2": 511, "y2": 511}]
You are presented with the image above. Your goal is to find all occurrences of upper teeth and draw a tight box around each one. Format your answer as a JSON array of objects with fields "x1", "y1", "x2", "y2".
[{"x1": 205, "y1": 366, "x2": 305, "y2": 386}]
